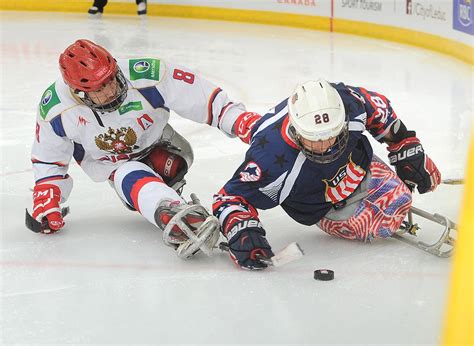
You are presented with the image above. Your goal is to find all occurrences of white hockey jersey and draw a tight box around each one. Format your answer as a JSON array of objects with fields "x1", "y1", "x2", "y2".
[{"x1": 32, "y1": 58, "x2": 246, "y2": 201}]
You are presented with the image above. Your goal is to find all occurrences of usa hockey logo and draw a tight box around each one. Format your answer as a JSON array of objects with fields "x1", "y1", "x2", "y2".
[
  {"x1": 239, "y1": 162, "x2": 262, "y2": 182},
  {"x1": 133, "y1": 61, "x2": 150, "y2": 73},
  {"x1": 323, "y1": 154, "x2": 366, "y2": 203},
  {"x1": 41, "y1": 90, "x2": 53, "y2": 106}
]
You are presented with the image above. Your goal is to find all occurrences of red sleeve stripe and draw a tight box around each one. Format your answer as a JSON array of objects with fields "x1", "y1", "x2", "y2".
[
  {"x1": 31, "y1": 159, "x2": 67, "y2": 167},
  {"x1": 217, "y1": 101, "x2": 234, "y2": 129},
  {"x1": 207, "y1": 88, "x2": 222, "y2": 125},
  {"x1": 358, "y1": 88, "x2": 378, "y2": 118},
  {"x1": 358, "y1": 87, "x2": 391, "y2": 128},
  {"x1": 130, "y1": 176, "x2": 164, "y2": 213}
]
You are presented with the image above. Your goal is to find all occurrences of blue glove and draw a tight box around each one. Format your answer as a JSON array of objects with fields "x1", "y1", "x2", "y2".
[{"x1": 226, "y1": 219, "x2": 274, "y2": 270}]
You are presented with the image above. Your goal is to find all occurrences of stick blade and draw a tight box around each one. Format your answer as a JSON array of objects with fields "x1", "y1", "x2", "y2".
[
  {"x1": 271, "y1": 242, "x2": 304, "y2": 267},
  {"x1": 25, "y1": 208, "x2": 43, "y2": 233},
  {"x1": 442, "y1": 179, "x2": 464, "y2": 185},
  {"x1": 25, "y1": 207, "x2": 70, "y2": 233}
]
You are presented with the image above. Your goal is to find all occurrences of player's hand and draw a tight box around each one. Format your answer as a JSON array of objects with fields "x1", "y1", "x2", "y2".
[
  {"x1": 32, "y1": 184, "x2": 64, "y2": 234},
  {"x1": 387, "y1": 137, "x2": 441, "y2": 194},
  {"x1": 233, "y1": 112, "x2": 262, "y2": 144},
  {"x1": 225, "y1": 220, "x2": 274, "y2": 270}
]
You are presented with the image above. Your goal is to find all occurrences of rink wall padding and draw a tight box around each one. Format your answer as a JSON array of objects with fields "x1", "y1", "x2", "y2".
[
  {"x1": 2, "y1": 1, "x2": 473, "y2": 66},
  {"x1": 332, "y1": 17, "x2": 472, "y2": 67}
]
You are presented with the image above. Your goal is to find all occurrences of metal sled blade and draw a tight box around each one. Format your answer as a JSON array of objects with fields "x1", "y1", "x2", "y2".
[
  {"x1": 162, "y1": 201, "x2": 221, "y2": 259},
  {"x1": 175, "y1": 214, "x2": 221, "y2": 258},
  {"x1": 393, "y1": 206, "x2": 457, "y2": 258}
]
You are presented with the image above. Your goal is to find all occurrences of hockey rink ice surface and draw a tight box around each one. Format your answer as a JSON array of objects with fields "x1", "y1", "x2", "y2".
[{"x1": 1, "y1": 11, "x2": 473, "y2": 344}]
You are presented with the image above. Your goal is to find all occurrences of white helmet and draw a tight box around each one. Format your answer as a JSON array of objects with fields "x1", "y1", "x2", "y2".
[{"x1": 288, "y1": 79, "x2": 349, "y2": 163}]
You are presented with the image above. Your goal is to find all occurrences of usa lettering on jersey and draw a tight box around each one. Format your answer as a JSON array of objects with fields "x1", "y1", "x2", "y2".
[{"x1": 323, "y1": 154, "x2": 366, "y2": 203}]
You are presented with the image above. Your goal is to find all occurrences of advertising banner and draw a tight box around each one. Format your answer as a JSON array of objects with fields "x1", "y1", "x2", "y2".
[
  {"x1": 453, "y1": 0, "x2": 473, "y2": 35},
  {"x1": 150, "y1": 0, "x2": 330, "y2": 16},
  {"x1": 145, "y1": 0, "x2": 471, "y2": 45},
  {"x1": 333, "y1": 0, "x2": 471, "y2": 44}
]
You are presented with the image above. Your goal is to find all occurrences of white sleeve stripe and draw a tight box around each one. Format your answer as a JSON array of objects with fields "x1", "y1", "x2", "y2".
[
  {"x1": 219, "y1": 205, "x2": 247, "y2": 224},
  {"x1": 374, "y1": 121, "x2": 396, "y2": 141},
  {"x1": 354, "y1": 112, "x2": 367, "y2": 124},
  {"x1": 251, "y1": 106, "x2": 288, "y2": 140},
  {"x1": 349, "y1": 121, "x2": 366, "y2": 132},
  {"x1": 279, "y1": 152, "x2": 306, "y2": 204}
]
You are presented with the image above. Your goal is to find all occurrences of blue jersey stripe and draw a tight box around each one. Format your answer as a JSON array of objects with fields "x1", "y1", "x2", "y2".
[
  {"x1": 50, "y1": 115, "x2": 66, "y2": 137},
  {"x1": 138, "y1": 87, "x2": 165, "y2": 109},
  {"x1": 73, "y1": 142, "x2": 85, "y2": 164}
]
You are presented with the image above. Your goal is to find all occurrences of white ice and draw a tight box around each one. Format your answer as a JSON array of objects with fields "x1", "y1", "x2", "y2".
[{"x1": 1, "y1": 11, "x2": 472, "y2": 345}]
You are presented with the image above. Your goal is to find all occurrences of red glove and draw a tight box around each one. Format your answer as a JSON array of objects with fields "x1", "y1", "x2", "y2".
[
  {"x1": 233, "y1": 112, "x2": 262, "y2": 144},
  {"x1": 32, "y1": 184, "x2": 64, "y2": 233},
  {"x1": 387, "y1": 137, "x2": 441, "y2": 193}
]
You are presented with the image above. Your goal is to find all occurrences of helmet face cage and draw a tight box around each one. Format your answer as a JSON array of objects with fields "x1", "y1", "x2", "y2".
[
  {"x1": 289, "y1": 123, "x2": 349, "y2": 164},
  {"x1": 78, "y1": 67, "x2": 128, "y2": 113}
]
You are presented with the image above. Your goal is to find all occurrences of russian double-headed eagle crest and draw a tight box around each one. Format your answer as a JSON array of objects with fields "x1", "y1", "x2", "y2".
[{"x1": 95, "y1": 127, "x2": 139, "y2": 154}]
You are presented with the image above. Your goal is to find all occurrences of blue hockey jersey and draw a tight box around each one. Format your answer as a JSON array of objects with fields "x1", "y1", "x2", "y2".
[{"x1": 214, "y1": 82, "x2": 398, "y2": 226}]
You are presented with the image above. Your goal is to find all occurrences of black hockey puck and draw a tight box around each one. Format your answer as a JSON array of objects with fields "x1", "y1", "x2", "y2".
[{"x1": 314, "y1": 269, "x2": 334, "y2": 281}]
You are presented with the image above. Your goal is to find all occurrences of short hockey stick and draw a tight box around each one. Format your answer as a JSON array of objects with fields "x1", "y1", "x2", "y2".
[
  {"x1": 218, "y1": 241, "x2": 304, "y2": 267},
  {"x1": 25, "y1": 207, "x2": 70, "y2": 233},
  {"x1": 442, "y1": 179, "x2": 464, "y2": 185}
]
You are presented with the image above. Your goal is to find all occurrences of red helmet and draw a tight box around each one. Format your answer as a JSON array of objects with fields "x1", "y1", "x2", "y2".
[{"x1": 59, "y1": 39, "x2": 117, "y2": 91}]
